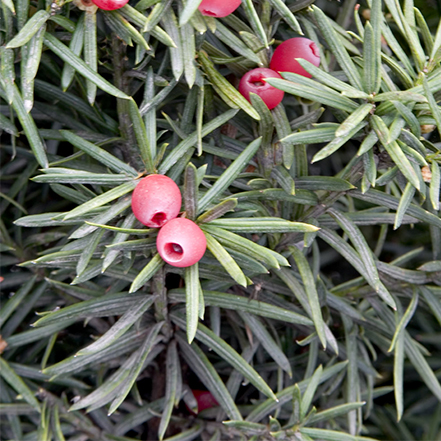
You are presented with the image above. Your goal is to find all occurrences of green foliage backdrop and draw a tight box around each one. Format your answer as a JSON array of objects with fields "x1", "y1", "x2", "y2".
[{"x1": 1, "y1": 0, "x2": 441, "y2": 439}]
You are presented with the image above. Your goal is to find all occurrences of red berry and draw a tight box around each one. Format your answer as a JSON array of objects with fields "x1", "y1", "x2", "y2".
[
  {"x1": 270, "y1": 37, "x2": 321, "y2": 78},
  {"x1": 90, "y1": 0, "x2": 128, "y2": 10},
  {"x1": 198, "y1": 0, "x2": 241, "y2": 17},
  {"x1": 156, "y1": 218, "x2": 206, "y2": 268},
  {"x1": 131, "y1": 175, "x2": 181, "y2": 228},
  {"x1": 238, "y1": 68, "x2": 284, "y2": 110},
  {"x1": 192, "y1": 390, "x2": 219, "y2": 413}
]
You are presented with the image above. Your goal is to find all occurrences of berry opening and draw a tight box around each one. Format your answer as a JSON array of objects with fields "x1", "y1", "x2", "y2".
[
  {"x1": 151, "y1": 212, "x2": 167, "y2": 226},
  {"x1": 251, "y1": 80, "x2": 265, "y2": 87},
  {"x1": 164, "y1": 243, "x2": 184, "y2": 261},
  {"x1": 310, "y1": 42, "x2": 320, "y2": 57},
  {"x1": 200, "y1": 9, "x2": 216, "y2": 16}
]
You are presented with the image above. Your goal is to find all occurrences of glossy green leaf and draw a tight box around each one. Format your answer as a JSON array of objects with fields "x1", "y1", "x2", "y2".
[
  {"x1": 60, "y1": 131, "x2": 138, "y2": 176},
  {"x1": 392, "y1": 101, "x2": 421, "y2": 138},
  {"x1": 6, "y1": 10, "x2": 49, "y2": 48},
  {"x1": 159, "y1": 341, "x2": 179, "y2": 440},
  {"x1": 63, "y1": 181, "x2": 136, "y2": 220},
  {"x1": 176, "y1": 334, "x2": 242, "y2": 420},
  {"x1": 128, "y1": 99, "x2": 154, "y2": 173},
  {"x1": 373, "y1": 91, "x2": 427, "y2": 103},
  {"x1": 309, "y1": 402, "x2": 366, "y2": 424},
  {"x1": 371, "y1": 115, "x2": 420, "y2": 190},
  {"x1": 172, "y1": 312, "x2": 277, "y2": 400},
  {"x1": 0, "y1": 276, "x2": 36, "y2": 328},
  {"x1": 61, "y1": 14, "x2": 84, "y2": 91},
  {"x1": 267, "y1": 0, "x2": 302, "y2": 34},
  {"x1": 44, "y1": 33, "x2": 130, "y2": 100},
  {"x1": 246, "y1": 361, "x2": 348, "y2": 422},
  {"x1": 242, "y1": 0, "x2": 268, "y2": 48},
  {"x1": 130, "y1": 253, "x2": 165, "y2": 293},
  {"x1": 161, "y1": 8, "x2": 183, "y2": 81},
  {"x1": 69, "y1": 351, "x2": 139, "y2": 411},
  {"x1": 317, "y1": 228, "x2": 396, "y2": 309},
  {"x1": 10, "y1": 84, "x2": 48, "y2": 168},
  {"x1": 76, "y1": 228, "x2": 105, "y2": 276},
  {"x1": 180, "y1": 17, "x2": 196, "y2": 88},
  {"x1": 289, "y1": 246, "x2": 326, "y2": 349},
  {"x1": 42, "y1": 328, "x2": 150, "y2": 377},
  {"x1": 109, "y1": 10, "x2": 150, "y2": 49},
  {"x1": 422, "y1": 73, "x2": 441, "y2": 140},
  {"x1": 394, "y1": 182, "x2": 416, "y2": 230},
  {"x1": 352, "y1": 189, "x2": 441, "y2": 229},
  {"x1": 120, "y1": 5, "x2": 176, "y2": 47},
  {"x1": 206, "y1": 217, "x2": 319, "y2": 233},
  {"x1": 168, "y1": 290, "x2": 312, "y2": 325},
  {"x1": 0, "y1": 358, "x2": 40, "y2": 412},
  {"x1": 312, "y1": 121, "x2": 367, "y2": 163},
  {"x1": 300, "y1": 428, "x2": 377, "y2": 441},
  {"x1": 84, "y1": 11, "x2": 97, "y2": 105},
  {"x1": 198, "y1": 51, "x2": 260, "y2": 120},
  {"x1": 159, "y1": 109, "x2": 238, "y2": 174},
  {"x1": 185, "y1": 263, "x2": 200, "y2": 344},
  {"x1": 266, "y1": 77, "x2": 357, "y2": 112},
  {"x1": 336, "y1": 103, "x2": 374, "y2": 138},
  {"x1": 77, "y1": 295, "x2": 156, "y2": 356},
  {"x1": 33, "y1": 293, "x2": 148, "y2": 327},
  {"x1": 201, "y1": 225, "x2": 286, "y2": 268},
  {"x1": 240, "y1": 311, "x2": 292, "y2": 376},
  {"x1": 179, "y1": 0, "x2": 202, "y2": 26},
  {"x1": 198, "y1": 137, "x2": 261, "y2": 213},
  {"x1": 311, "y1": 6, "x2": 363, "y2": 90},
  {"x1": 301, "y1": 364, "x2": 323, "y2": 419},
  {"x1": 108, "y1": 322, "x2": 164, "y2": 415},
  {"x1": 430, "y1": 161, "x2": 440, "y2": 211},
  {"x1": 205, "y1": 232, "x2": 247, "y2": 287},
  {"x1": 33, "y1": 172, "x2": 132, "y2": 185},
  {"x1": 327, "y1": 208, "x2": 381, "y2": 291},
  {"x1": 70, "y1": 197, "x2": 133, "y2": 239},
  {"x1": 389, "y1": 291, "x2": 419, "y2": 353},
  {"x1": 214, "y1": 21, "x2": 261, "y2": 64}
]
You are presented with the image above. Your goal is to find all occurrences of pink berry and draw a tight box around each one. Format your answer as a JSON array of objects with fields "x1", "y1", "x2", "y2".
[
  {"x1": 156, "y1": 218, "x2": 206, "y2": 268},
  {"x1": 198, "y1": 0, "x2": 241, "y2": 17},
  {"x1": 131, "y1": 175, "x2": 182, "y2": 228},
  {"x1": 90, "y1": 0, "x2": 128, "y2": 10},
  {"x1": 238, "y1": 68, "x2": 284, "y2": 110},
  {"x1": 270, "y1": 37, "x2": 321, "y2": 78}
]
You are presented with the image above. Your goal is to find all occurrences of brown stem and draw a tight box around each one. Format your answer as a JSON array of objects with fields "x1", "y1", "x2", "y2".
[{"x1": 112, "y1": 35, "x2": 143, "y2": 170}]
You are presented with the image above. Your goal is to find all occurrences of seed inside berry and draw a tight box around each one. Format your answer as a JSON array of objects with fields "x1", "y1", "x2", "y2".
[
  {"x1": 172, "y1": 243, "x2": 183, "y2": 253},
  {"x1": 163, "y1": 242, "x2": 184, "y2": 261},
  {"x1": 151, "y1": 212, "x2": 166, "y2": 226}
]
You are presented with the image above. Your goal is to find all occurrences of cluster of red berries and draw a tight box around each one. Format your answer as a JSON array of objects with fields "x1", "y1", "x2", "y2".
[
  {"x1": 87, "y1": 0, "x2": 241, "y2": 13},
  {"x1": 239, "y1": 38, "x2": 321, "y2": 110},
  {"x1": 131, "y1": 175, "x2": 206, "y2": 268},
  {"x1": 89, "y1": 0, "x2": 128, "y2": 10},
  {"x1": 87, "y1": 0, "x2": 320, "y2": 112}
]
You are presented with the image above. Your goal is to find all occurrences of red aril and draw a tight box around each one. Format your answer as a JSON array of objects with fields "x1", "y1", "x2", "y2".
[
  {"x1": 270, "y1": 37, "x2": 320, "y2": 78},
  {"x1": 131, "y1": 175, "x2": 181, "y2": 228},
  {"x1": 156, "y1": 218, "x2": 206, "y2": 268},
  {"x1": 198, "y1": 0, "x2": 241, "y2": 17},
  {"x1": 90, "y1": 0, "x2": 128, "y2": 10},
  {"x1": 191, "y1": 390, "x2": 219, "y2": 413},
  {"x1": 238, "y1": 68, "x2": 284, "y2": 110}
]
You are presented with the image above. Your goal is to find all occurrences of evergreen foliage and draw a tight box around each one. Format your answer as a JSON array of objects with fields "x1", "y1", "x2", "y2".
[{"x1": 1, "y1": 0, "x2": 441, "y2": 439}]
